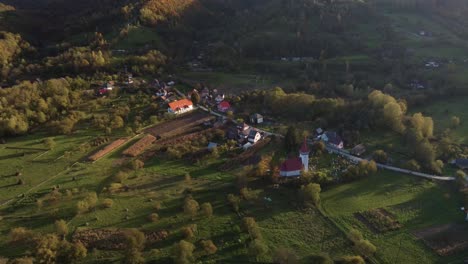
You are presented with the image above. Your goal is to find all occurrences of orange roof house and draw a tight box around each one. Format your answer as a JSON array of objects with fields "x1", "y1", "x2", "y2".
[{"x1": 168, "y1": 99, "x2": 194, "y2": 114}]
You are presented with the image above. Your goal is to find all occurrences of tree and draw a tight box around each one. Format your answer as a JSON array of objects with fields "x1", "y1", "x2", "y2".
[
  {"x1": 200, "y1": 240, "x2": 217, "y2": 255},
  {"x1": 34, "y1": 234, "x2": 60, "y2": 264},
  {"x1": 347, "y1": 229, "x2": 363, "y2": 243},
  {"x1": 58, "y1": 241, "x2": 87, "y2": 263},
  {"x1": 242, "y1": 217, "x2": 262, "y2": 239},
  {"x1": 183, "y1": 197, "x2": 200, "y2": 219},
  {"x1": 383, "y1": 102, "x2": 405, "y2": 133},
  {"x1": 190, "y1": 91, "x2": 200, "y2": 105},
  {"x1": 273, "y1": 247, "x2": 298, "y2": 264},
  {"x1": 124, "y1": 229, "x2": 146, "y2": 251},
  {"x1": 307, "y1": 253, "x2": 333, "y2": 264},
  {"x1": 284, "y1": 126, "x2": 300, "y2": 152},
  {"x1": 123, "y1": 248, "x2": 145, "y2": 264},
  {"x1": 43, "y1": 138, "x2": 56, "y2": 149},
  {"x1": 372, "y1": 150, "x2": 388, "y2": 164},
  {"x1": 148, "y1": 213, "x2": 159, "y2": 222},
  {"x1": 172, "y1": 240, "x2": 195, "y2": 264},
  {"x1": 9, "y1": 227, "x2": 34, "y2": 244},
  {"x1": 300, "y1": 183, "x2": 321, "y2": 207},
  {"x1": 102, "y1": 198, "x2": 114, "y2": 208},
  {"x1": 84, "y1": 192, "x2": 98, "y2": 209},
  {"x1": 248, "y1": 239, "x2": 268, "y2": 261},
  {"x1": 9, "y1": 257, "x2": 34, "y2": 264},
  {"x1": 54, "y1": 219, "x2": 68, "y2": 237},
  {"x1": 354, "y1": 239, "x2": 377, "y2": 257},
  {"x1": 451, "y1": 116, "x2": 461, "y2": 128},
  {"x1": 335, "y1": 255, "x2": 365, "y2": 264},
  {"x1": 227, "y1": 194, "x2": 240, "y2": 212},
  {"x1": 201, "y1": 203, "x2": 213, "y2": 218}
]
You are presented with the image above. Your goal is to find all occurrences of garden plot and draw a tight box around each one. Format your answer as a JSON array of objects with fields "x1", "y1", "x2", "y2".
[
  {"x1": 122, "y1": 134, "x2": 156, "y2": 157},
  {"x1": 412, "y1": 224, "x2": 468, "y2": 256},
  {"x1": 355, "y1": 208, "x2": 402, "y2": 233},
  {"x1": 145, "y1": 111, "x2": 214, "y2": 139},
  {"x1": 88, "y1": 138, "x2": 128, "y2": 161}
]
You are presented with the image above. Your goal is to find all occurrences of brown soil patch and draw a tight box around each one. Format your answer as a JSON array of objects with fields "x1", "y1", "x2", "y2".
[
  {"x1": 412, "y1": 224, "x2": 468, "y2": 256},
  {"x1": 88, "y1": 138, "x2": 128, "y2": 161},
  {"x1": 72, "y1": 229, "x2": 169, "y2": 250},
  {"x1": 122, "y1": 134, "x2": 156, "y2": 157},
  {"x1": 145, "y1": 111, "x2": 214, "y2": 139}
]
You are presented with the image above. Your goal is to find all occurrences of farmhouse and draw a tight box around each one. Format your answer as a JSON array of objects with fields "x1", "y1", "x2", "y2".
[
  {"x1": 218, "y1": 101, "x2": 231, "y2": 112},
  {"x1": 250, "y1": 113, "x2": 264, "y2": 124},
  {"x1": 321, "y1": 131, "x2": 344, "y2": 149},
  {"x1": 168, "y1": 99, "x2": 194, "y2": 115}
]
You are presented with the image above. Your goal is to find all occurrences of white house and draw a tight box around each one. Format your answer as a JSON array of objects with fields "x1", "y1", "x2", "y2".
[
  {"x1": 247, "y1": 130, "x2": 262, "y2": 144},
  {"x1": 321, "y1": 131, "x2": 344, "y2": 149},
  {"x1": 168, "y1": 99, "x2": 194, "y2": 115},
  {"x1": 250, "y1": 113, "x2": 264, "y2": 124}
]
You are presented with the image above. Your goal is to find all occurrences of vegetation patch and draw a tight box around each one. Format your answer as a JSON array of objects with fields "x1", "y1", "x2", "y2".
[
  {"x1": 355, "y1": 208, "x2": 402, "y2": 233},
  {"x1": 72, "y1": 228, "x2": 169, "y2": 250}
]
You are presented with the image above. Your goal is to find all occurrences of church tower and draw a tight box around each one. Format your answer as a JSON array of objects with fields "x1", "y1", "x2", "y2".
[{"x1": 299, "y1": 138, "x2": 310, "y2": 172}]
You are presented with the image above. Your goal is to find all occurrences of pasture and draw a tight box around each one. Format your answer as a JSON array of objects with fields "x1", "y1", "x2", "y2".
[{"x1": 321, "y1": 171, "x2": 468, "y2": 264}]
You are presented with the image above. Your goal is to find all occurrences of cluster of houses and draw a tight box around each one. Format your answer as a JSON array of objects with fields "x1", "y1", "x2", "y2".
[
  {"x1": 315, "y1": 129, "x2": 344, "y2": 149},
  {"x1": 189, "y1": 88, "x2": 233, "y2": 113},
  {"x1": 226, "y1": 122, "x2": 263, "y2": 150}
]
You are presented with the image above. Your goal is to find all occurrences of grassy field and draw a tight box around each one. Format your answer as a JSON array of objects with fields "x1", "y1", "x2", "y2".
[
  {"x1": 321, "y1": 171, "x2": 467, "y2": 264},
  {"x1": 0, "y1": 125, "x2": 352, "y2": 262}
]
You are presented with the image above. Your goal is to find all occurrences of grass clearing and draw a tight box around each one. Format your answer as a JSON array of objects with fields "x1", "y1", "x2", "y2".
[{"x1": 322, "y1": 171, "x2": 467, "y2": 263}]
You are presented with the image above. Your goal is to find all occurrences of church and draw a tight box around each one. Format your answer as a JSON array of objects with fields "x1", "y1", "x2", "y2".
[{"x1": 280, "y1": 140, "x2": 310, "y2": 177}]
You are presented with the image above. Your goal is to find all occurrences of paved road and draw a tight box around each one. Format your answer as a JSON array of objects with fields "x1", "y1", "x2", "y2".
[
  {"x1": 325, "y1": 145, "x2": 455, "y2": 181},
  {"x1": 199, "y1": 107, "x2": 456, "y2": 181}
]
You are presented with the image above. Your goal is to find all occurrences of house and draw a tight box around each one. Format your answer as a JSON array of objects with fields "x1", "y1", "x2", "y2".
[
  {"x1": 201, "y1": 87, "x2": 210, "y2": 98},
  {"x1": 104, "y1": 82, "x2": 114, "y2": 90},
  {"x1": 321, "y1": 131, "x2": 344, "y2": 149},
  {"x1": 250, "y1": 113, "x2": 264, "y2": 124},
  {"x1": 248, "y1": 130, "x2": 262, "y2": 144},
  {"x1": 215, "y1": 94, "x2": 225, "y2": 104},
  {"x1": 156, "y1": 88, "x2": 168, "y2": 97},
  {"x1": 351, "y1": 144, "x2": 366, "y2": 156},
  {"x1": 316, "y1": 128, "x2": 324, "y2": 135},
  {"x1": 168, "y1": 99, "x2": 194, "y2": 115},
  {"x1": 280, "y1": 158, "x2": 303, "y2": 177},
  {"x1": 125, "y1": 74, "x2": 133, "y2": 85},
  {"x1": 218, "y1": 101, "x2": 231, "y2": 112},
  {"x1": 237, "y1": 123, "x2": 250, "y2": 132},
  {"x1": 452, "y1": 159, "x2": 468, "y2": 170}
]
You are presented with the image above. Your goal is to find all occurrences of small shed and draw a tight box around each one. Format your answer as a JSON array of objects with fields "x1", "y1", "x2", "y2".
[
  {"x1": 207, "y1": 142, "x2": 218, "y2": 150},
  {"x1": 250, "y1": 113, "x2": 264, "y2": 124},
  {"x1": 351, "y1": 144, "x2": 366, "y2": 156}
]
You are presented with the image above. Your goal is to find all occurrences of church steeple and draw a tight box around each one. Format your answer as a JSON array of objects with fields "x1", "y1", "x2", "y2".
[{"x1": 299, "y1": 137, "x2": 309, "y2": 172}]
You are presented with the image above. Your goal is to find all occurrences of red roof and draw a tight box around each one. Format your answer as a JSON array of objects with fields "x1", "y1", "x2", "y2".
[
  {"x1": 169, "y1": 99, "x2": 193, "y2": 111},
  {"x1": 218, "y1": 101, "x2": 231, "y2": 111},
  {"x1": 300, "y1": 139, "x2": 309, "y2": 153},
  {"x1": 280, "y1": 157, "x2": 303, "y2": 172}
]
